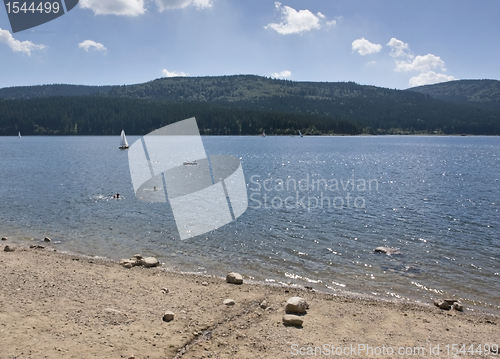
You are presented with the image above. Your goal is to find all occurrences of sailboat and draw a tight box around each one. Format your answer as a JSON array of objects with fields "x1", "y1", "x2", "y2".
[
  {"x1": 18, "y1": 131, "x2": 21, "y2": 138},
  {"x1": 262, "y1": 131, "x2": 266, "y2": 137},
  {"x1": 299, "y1": 130, "x2": 303, "y2": 137},
  {"x1": 119, "y1": 130, "x2": 129, "y2": 149}
]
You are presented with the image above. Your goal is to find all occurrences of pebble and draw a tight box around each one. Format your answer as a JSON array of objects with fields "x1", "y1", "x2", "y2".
[
  {"x1": 260, "y1": 300, "x2": 268, "y2": 309},
  {"x1": 201, "y1": 281, "x2": 208, "y2": 286},
  {"x1": 29, "y1": 245, "x2": 45, "y2": 249},
  {"x1": 223, "y1": 299, "x2": 235, "y2": 306},
  {"x1": 433, "y1": 299, "x2": 451, "y2": 310},
  {"x1": 3, "y1": 245, "x2": 14, "y2": 252},
  {"x1": 163, "y1": 311, "x2": 175, "y2": 322},
  {"x1": 444, "y1": 298, "x2": 458, "y2": 304},
  {"x1": 283, "y1": 314, "x2": 303, "y2": 326},
  {"x1": 285, "y1": 297, "x2": 309, "y2": 314},
  {"x1": 133, "y1": 254, "x2": 143, "y2": 260},
  {"x1": 43, "y1": 237, "x2": 51, "y2": 242},
  {"x1": 1, "y1": 237, "x2": 7, "y2": 241},
  {"x1": 453, "y1": 302, "x2": 464, "y2": 311},
  {"x1": 226, "y1": 272, "x2": 243, "y2": 285}
]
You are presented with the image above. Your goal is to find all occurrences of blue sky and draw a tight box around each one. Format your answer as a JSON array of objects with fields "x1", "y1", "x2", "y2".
[{"x1": 1, "y1": 0, "x2": 499, "y2": 89}]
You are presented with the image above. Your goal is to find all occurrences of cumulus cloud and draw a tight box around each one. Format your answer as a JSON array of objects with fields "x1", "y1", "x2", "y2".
[
  {"x1": 395, "y1": 54, "x2": 446, "y2": 73},
  {"x1": 78, "y1": 40, "x2": 107, "y2": 52},
  {"x1": 386, "y1": 37, "x2": 455, "y2": 87},
  {"x1": 162, "y1": 69, "x2": 188, "y2": 77},
  {"x1": 409, "y1": 71, "x2": 456, "y2": 87},
  {"x1": 271, "y1": 70, "x2": 292, "y2": 79},
  {"x1": 265, "y1": 2, "x2": 325, "y2": 35},
  {"x1": 79, "y1": 0, "x2": 146, "y2": 16},
  {"x1": 352, "y1": 38, "x2": 382, "y2": 56},
  {"x1": 387, "y1": 37, "x2": 412, "y2": 58},
  {"x1": 155, "y1": 0, "x2": 213, "y2": 12},
  {"x1": 0, "y1": 28, "x2": 46, "y2": 56}
]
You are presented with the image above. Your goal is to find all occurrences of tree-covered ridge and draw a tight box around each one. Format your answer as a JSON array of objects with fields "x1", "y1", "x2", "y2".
[
  {"x1": 0, "y1": 84, "x2": 113, "y2": 100},
  {"x1": 0, "y1": 97, "x2": 362, "y2": 136},
  {"x1": 408, "y1": 79, "x2": 500, "y2": 104}
]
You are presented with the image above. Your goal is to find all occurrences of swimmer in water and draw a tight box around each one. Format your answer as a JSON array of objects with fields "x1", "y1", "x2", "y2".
[{"x1": 113, "y1": 193, "x2": 120, "y2": 199}]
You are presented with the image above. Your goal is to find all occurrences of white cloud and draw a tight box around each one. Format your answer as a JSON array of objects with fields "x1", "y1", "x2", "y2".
[
  {"x1": 162, "y1": 69, "x2": 188, "y2": 77},
  {"x1": 155, "y1": 0, "x2": 213, "y2": 11},
  {"x1": 409, "y1": 71, "x2": 456, "y2": 87},
  {"x1": 387, "y1": 37, "x2": 412, "y2": 58},
  {"x1": 78, "y1": 40, "x2": 107, "y2": 52},
  {"x1": 271, "y1": 70, "x2": 292, "y2": 79},
  {"x1": 395, "y1": 54, "x2": 446, "y2": 72},
  {"x1": 79, "y1": 0, "x2": 146, "y2": 16},
  {"x1": 352, "y1": 38, "x2": 382, "y2": 56},
  {"x1": 0, "y1": 28, "x2": 46, "y2": 56},
  {"x1": 365, "y1": 61, "x2": 376, "y2": 67},
  {"x1": 265, "y1": 2, "x2": 321, "y2": 35}
]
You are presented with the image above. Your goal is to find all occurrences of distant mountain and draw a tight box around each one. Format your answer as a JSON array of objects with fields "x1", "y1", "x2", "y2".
[
  {"x1": 0, "y1": 84, "x2": 113, "y2": 99},
  {"x1": 408, "y1": 79, "x2": 500, "y2": 104},
  {"x1": 0, "y1": 75, "x2": 499, "y2": 135}
]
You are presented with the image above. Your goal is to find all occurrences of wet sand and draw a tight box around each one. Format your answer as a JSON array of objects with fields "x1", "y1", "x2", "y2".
[{"x1": 0, "y1": 243, "x2": 499, "y2": 359}]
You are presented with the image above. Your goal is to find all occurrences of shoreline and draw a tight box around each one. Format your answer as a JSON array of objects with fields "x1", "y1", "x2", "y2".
[{"x1": 1, "y1": 242, "x2": 499, "y2": 359}]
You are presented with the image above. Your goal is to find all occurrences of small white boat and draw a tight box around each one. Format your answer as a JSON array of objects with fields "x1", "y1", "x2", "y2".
[
  {"x1": 119, "y1": 130, "x2": 129, "y2": 149},
  {"x1": 183, "y1": 160, "x2": 198, "y2": 166},
  {"x1": 18, "y1": 132, "x2": 21, "y2": 138},
  {"x1": 262, "y1": 131, "x2": 266, "y2": 137},
  {"x1": 299, "y1": 130, "x2": 303, "y2": 138}
]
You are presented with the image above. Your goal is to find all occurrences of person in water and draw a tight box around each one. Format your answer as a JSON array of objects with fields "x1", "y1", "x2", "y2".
[{"x1": 113, "y1": 193, "x2": 120, "y2": 199}]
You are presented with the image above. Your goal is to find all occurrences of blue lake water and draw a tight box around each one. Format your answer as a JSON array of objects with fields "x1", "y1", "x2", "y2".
[{"x1": 1, "y1": 135, "x2": 499, "y2": 314}]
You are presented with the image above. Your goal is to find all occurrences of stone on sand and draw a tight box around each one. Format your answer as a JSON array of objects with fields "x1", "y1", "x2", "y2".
[
  {"x1": 434, "y1": 299, "x2": 451, "y2": 310},
  {"x1": 141, "y1": 257, "x2": 159, "y2": 268},
  {"x1": 44, "y1": 237, "x2": 51, "y2": 242},
  {"x1": 453, "y1": 302, "x2": 464, "y2": 311},
  {"x1": 223, "y1": 299, "x2": 235, "y2": 306},
  {"x1": 163, "y1": 311, "x2": 175, "y2": 322},
  {"x1": 3, "y1": 245, "x2": 14, "y2": 252},
  {"x1": 285, "y1": 297, "x2": 309, "y2": 314},
  {"x1": 226, "y1": 272, "x2": 243, "y2": 284},
  {"x1": 283, "y1": 314, "x2": 303, "y2": 326},
  {"x1": 1, "y1": 237, "x2": 7, "y2": 241}
]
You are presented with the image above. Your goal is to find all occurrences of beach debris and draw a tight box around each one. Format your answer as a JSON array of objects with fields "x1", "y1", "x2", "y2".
[
  {"x1": 283, "y1": 314, "x2": 303, "y2": 327},
  {"x1": 453, "y1": 302, "x2": 464, "y2": 311},
  {"x1": 141, "y1": 257, "x2": 159, "y2": 268},
  {"x1": 374, "y1": 246, "x2": 401, "y2": 255},
  {"x1": 43, "y1": 237, "x2": 51, "y2": 242},
  {"x1": 163, "y1": 311, "x2": 175, "y2": 322},
  {"x1": 285, "y1": 297, "x2": 309, "y2": 314},
  {"x1": 226, "y1": 272, "x2": 243, "y2": 285},
  {"x1": 160, "y1": 287, "x2": 169, "y2": 294},
  {"x1": 260, "y1": 300, "x2": 268, "y2": 309},
  {"x1": 119, "y1": 255, "x2": 160, "y2": 268},
  {"x1": 3, "y1": 245, "x2": 14, "y2": 252},
  {"x1": 223, "y1": 298, "x2": 235, "y2": 306},
  {"x1": 29, "y1": 244, "x2": 45, "y2": 249},
  {"x1": 433, "y1": 299, "x2": 451, "y2": 310},
  {"x1": 201, "y1": 281, "x2": 209, "y2": 286},
  {"x1": 1, "y1": 237, "x2": 7, "y2": 241}
]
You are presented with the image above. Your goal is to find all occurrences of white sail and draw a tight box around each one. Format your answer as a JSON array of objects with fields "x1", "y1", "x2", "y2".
[
  {"x1": 299, "y1": 130, "x2": 303, "y2": 137},
  {"x1": 18, "y1": 132, "x2": 21, "y2": 138},
  {"x1": 120, "y1": 130, "x2": 129, "y2": 149}
]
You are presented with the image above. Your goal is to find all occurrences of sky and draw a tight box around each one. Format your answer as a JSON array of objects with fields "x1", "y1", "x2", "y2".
[{"x1": 1, "y1": 0, "x2": 499, "y2": 90}]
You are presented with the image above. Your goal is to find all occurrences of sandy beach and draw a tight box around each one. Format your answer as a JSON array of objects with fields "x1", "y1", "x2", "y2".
[{"x1": 1, "y1": 242, "x2": 499, "y2": 359}]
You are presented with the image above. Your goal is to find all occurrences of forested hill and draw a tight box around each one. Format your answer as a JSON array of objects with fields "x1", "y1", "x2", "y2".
[
  {"x1": 0, "y1": 84, "x2": 113, "y2": 99},
  {"x1": 0, "y1": 75, "x2": 499, "y2": 135},
  {"x1": 408, "y1": 79, "x2": 500, "y2": 105}
]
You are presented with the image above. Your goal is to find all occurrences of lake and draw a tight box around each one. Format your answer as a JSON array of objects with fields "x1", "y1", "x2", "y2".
[{"x1": 1, "y1": 135, "x2": 499, "y2": 314}]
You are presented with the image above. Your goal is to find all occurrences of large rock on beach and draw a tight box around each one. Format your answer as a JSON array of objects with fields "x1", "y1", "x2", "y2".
[
  {"x1": 226, "y1": 272, "x2": 243, "y2": 284},
  {"x1": 1, "y1": 237, "x2": 7, "y2": 241},
  {"x1": 141, "y1": 257, "x2": 159, "y2": 268},
  {"x1": 374, "y1": 246, "x2": 401, "y2": 255},
  {"x1": 43, "y1": 237, "x2": 51, "y2": 242},
  {"x1": 283, "y1": 314, "x2": 303, "y2": 326},
  {"x1": 3, "y1": 245, "x2": 14, "y2": 252},
  {"x1": 285, "y1": 297, "x2": 309, "y2": 314}
]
